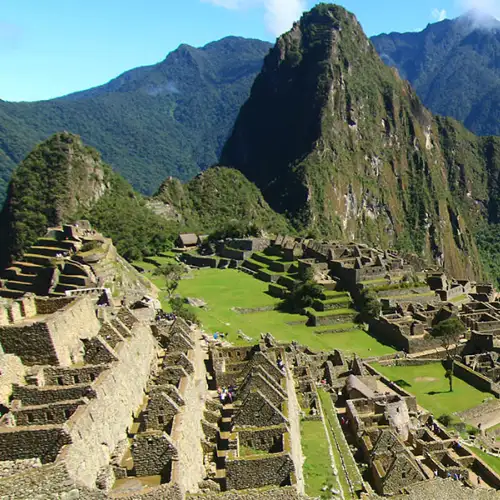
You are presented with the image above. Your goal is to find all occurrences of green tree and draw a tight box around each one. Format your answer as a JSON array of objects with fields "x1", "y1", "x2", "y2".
[
  {"x1": 155, "y1": 262, "x2": 185, "y2": 299},
  {"x1": 280, "y1": 271, "x2": 323, "y2": 313},
  {"x1": 357, "y1": 288, "x2": 382, "y2": 322},
  {"x1": 432, "y1": 316, "x2": 465, "y2": 392}
]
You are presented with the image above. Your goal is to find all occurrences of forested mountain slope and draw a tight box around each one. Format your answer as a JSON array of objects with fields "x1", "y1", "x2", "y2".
[
  {"x1": 371, "y1": 12, "x2": 500, "y2": 137},
  {"x1": 0, "y1": 37, "x2": 272, "y2": 204}
]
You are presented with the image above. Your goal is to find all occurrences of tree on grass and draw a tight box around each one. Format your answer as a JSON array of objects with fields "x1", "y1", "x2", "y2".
[
  {"x1": 356, "y1": 288, "x2": 381, "y2": 322},
  {"x1": 280, "y1": 270, "x2": 323, "y2": 313},
  {"x1": 155, "y1": 262, "x2": 185, "y2": 299},
  {"x1": 431, "y1": 315, "x2": 465, "y2": 392},
  {"x1": 169, "y1": 296, "x2": 199, "y2": 325}
]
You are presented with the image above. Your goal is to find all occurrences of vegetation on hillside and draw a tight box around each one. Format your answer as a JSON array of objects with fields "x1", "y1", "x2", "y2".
[
  {"x1": 154, "y1": 167, "x2": 291, "y2": 235},
  {"x1": 0, "y1": 133, "x2": 179, "y2": 267},
  {"x1": 0, "y1": 37, "x2": 272, "y2": 204},
  {"x1": 372, "y1": 13, "x2": 500, "y2": 137}
]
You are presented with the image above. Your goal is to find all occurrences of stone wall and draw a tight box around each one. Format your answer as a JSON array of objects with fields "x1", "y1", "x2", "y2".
[
  {"x1": 453, "y1": 361, "x2": 500, "y2": 396},
  {"x1": 60, "y1": 321, "x2": 157, "y2": 488},
  {"x1": 0, "y1": 426, "x2": 71, "y2": 463},
  {"x1": 225, "y1": 453, "x2": 294, "y2": 490},
  {"x1": 12, "y1": 383, "x2": 96, "y2": 406},
  {"x1": 0, "y1": 297, "x2": 100, "y2": 367},
  {"x1": 0, "y1": 352, "x2": 25, "y2": 405},
  {"x1": 13, "y1": 399, "x2": 84, "y2": 426},
  {"x1": 131, "y1": 432, "x2": 178, "y2": 477},
  {"x1": 43, "y1": 364, "x2": 109, "y2": 386},
  {"x1": 34, "y1": 297, "x2": 75, "y2": 315},
  {"x1": 46, "y1": 297, "x2": 101, "y2": 366},
  {"x1": 0, "y1": 462, "x2": 105, "y2": 500},
  {"x1": 189, "y1": 486, "x2": 301, "y2": 499},
  {"x1": 238, "y1": 426, "x2": 286, "y2": 453},
  {"x1": 0, "y1": 458, "x2": 41, "y2": 479},
  {"x1": 0, "y1": 322, "x2": 59, "y2": 366},
  {"x1": 233, "y1": 391, "x2": 287, "y2": 428}
]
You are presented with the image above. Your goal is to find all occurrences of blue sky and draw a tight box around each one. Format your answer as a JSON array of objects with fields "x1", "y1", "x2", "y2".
[{"x1": 0, "y1": 0, "x2": 493, "y2": 102}]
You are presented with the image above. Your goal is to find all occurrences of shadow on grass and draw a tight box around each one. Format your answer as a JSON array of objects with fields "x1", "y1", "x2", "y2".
[
  {"x1": 394, "y1": 379, "x2": 411, "y2": 388},
  {"x1": 426, "y1": 390, "x2": 449, "y2": 396}
]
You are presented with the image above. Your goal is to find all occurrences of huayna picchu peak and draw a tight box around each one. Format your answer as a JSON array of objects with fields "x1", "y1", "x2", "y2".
[{"x1": 221, "y1": 3, "x2": 500, "y2": 281}]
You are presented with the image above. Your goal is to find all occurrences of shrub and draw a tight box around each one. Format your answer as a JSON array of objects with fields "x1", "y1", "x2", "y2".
[{"x1": 170, "y1": 296, "x2": 200, "y2": 325}]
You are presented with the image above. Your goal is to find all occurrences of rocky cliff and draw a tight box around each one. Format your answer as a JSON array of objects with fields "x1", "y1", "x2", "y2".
[{"x1": 221, "y1": 4, "x2": 500, "y2": 279}]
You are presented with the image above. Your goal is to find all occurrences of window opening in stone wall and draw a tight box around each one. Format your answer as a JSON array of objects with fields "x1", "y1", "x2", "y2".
[
  {"x1": 64, "y1": 409, "x2": 72, "y2": 419},
  {"x1": 46, "y1": 411, "x2": 54, "y2": 421},
  {"x1": 73, "y1": 375, "x2": 80, "y2": 384},
  {"x1": 90, "y1": 373, "x2": 96, "y2": 382},
  {"x1": 158, "y1": 415, "x2": 165, "y2": 425},
  {"x1": 57, "y1": 376, "x2": 64, "y2": 386},
  {"x1": 27, "y1": 413, "x2": 34, "y2": 423}
]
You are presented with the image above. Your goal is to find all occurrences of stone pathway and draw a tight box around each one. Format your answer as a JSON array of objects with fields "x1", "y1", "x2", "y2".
[
  {"x1": 174, "y1": 327, "x2": 208, "y2": 494},
  {"x1": 284, "y1": 364, "x2": 305, "y2": 495}
]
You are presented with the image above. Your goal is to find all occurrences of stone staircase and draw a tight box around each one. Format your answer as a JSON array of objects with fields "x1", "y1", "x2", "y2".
[
  {"x1": 0, "y1": 225, "x2": 94, "y2": 299},
  {"x1": 214, "y1": 403, "x2": 237, "y2": 491}
]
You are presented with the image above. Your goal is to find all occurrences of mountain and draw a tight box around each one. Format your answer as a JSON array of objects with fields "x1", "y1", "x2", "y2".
[
  {"x1": 371, "y1": 11, "x2": 500, "y2": 137},
  {"x1": 0, "y1": 37, "x2": 272, "y2": 204},
  {"x1": 0, "y1": 132, "x2": 179, "y2": 267},
  {"x1": 0, "y1": 134, "x2": 289, "y2": 268},
  {"x1": 152, "y1": 166, "x2": 290, "y2": 234},
  {"x1": 221, "y1": 3, "x2": 500, "y2": 280}
]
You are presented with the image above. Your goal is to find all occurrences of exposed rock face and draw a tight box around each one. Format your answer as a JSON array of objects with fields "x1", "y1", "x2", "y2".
[{"x1": 221, "y1": 4, "x2": 500, "y2": 279}]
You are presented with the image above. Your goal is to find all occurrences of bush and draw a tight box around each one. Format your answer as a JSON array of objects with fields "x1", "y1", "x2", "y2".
[
  {"x1": 280, "y1": 278, "x2": 323, "y2": 313},
  {"x1": 357, "y1": 288, "x2": 381, "y2": 321},
  {"x1": 170, "y1": 296, "x2": 200, "y2": 325},
  {"x1": 208, "y1": 220, "x2": 260, "y2": 241}
]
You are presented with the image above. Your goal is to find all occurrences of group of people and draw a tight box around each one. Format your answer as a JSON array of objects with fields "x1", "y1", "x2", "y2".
[
  {"x1": 156, "y1": 311, "x2": 177, "y2": 321},
  {"x1": 213, "y1": 331, "x2": 229, "y2": 340},
  {"x1": 217, "y1": 385, "x2": 236, "y2": 404},
  {"x1": 277, "y1": 357, "x2": 285, "y2": 372}
]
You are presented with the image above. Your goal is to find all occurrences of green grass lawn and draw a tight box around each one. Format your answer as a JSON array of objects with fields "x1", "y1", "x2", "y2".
[
  {"x1": 301, "y1": 420, "x2": 339, "y2": 497},
  {"x1": 372, "y1": 362, "x2": 492, "y2": 417},
  {"x1": 468, "y1": 446, "x2": 500, "y2": 475},
  {"x1": 174, "y1": 269, "x2": 394, "y2": 357}
]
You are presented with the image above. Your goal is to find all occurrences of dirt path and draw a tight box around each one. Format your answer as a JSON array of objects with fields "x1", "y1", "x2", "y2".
[
  {"x1": 174, "y1": 327, "x2": 208, "y2": 494},
  {"x1": 284, "y1": 364, "x2": 305, "y2": 495}
]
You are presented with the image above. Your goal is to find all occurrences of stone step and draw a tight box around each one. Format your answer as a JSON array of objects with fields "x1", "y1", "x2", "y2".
[
  {"x1": 23, "y1": 254, "x2": 53, "y2": 266},
  {"x1": 58, "y1": 274, "x2": 89, "y2": 286},
  {"x1": 4, "y1": 280, "x2": 36, "y2": 292},
  {"x1": 37, "y1": 238, "x2": 79, "y2": 251},
  {"x1": 30, "y1": 246, "x2": 69, "y2": 257},
  {"x1": 215, "y1": 468, "x2": 227, "y2": 479},
  {"x1": 0, "y1": 288, "x2": 24, "y2": 299},
  {"x1": 216, "y1": 449, "x2": 229, "y2": 458},
  {"x1": 3, "y1": 272, "x2": 38, "y2": 284},
  {"x1": 11, "y1": 262, "x2": 44, "y2": 275}
]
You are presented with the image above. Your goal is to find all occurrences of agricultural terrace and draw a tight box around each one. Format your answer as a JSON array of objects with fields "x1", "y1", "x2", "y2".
[{"x1": 372, "y1": 362, "x2": 493, "y2": 417}]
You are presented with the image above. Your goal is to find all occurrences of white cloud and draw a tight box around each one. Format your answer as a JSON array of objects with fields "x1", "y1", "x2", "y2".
[
  {"x1": 458, "y1": 0, "x2": 500, "y2": 19},
  {"x1": 431, "y1": 8, "x2": 447, "y2": 21},
  {"x1": 202, "y1": 0, "x2": 307, "y2": 36}
]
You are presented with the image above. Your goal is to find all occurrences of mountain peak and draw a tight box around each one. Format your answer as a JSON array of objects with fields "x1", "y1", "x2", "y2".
[{"x1": 221, "y1": 3, "x2": 495, "y2": 279}]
